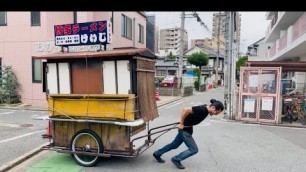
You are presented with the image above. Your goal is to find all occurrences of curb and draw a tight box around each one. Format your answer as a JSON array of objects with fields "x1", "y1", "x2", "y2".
[
  {"x1": 1, "y1": 96, "x2": 185, "y2": 111},
  {"x1": 157, "y1": 97, "x2": 184, "y2": 108},
  {"x1": 0, "y1": 142, "x2": 49, "y2": 172},
  {"x1": 210, "y1": 117, "x2": 306, "y2": 129},
  {"x1": 0, "y1": 106, "x2": 47, "y2": 111}
]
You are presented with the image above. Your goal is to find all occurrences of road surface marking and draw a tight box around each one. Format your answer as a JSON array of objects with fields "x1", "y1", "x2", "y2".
[
  {"x1": 0, "y1": 130, "x2": 45, "y2": 144},
  {"x1": 0, "y1": 111, "x2": 14, "y2": 115},
  {"x1": 197, "y1": 122, "x2": 211, "y2": 127},
  {"x1": 165, "y1": 100, "x2": 185, "y2": 109},
  {"x1": 0, "y1": 121, "x2": 20, "y2": 128}
]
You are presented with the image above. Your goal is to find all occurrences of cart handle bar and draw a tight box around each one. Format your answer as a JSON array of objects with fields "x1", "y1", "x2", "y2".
[{"x1": 131, "y1": 122, "x2": 192, "y2": 144}]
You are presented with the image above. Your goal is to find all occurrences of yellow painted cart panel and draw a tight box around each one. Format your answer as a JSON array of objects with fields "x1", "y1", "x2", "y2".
[{"x1": 48, "y1": 94, "x2": 136, "y2": 121}]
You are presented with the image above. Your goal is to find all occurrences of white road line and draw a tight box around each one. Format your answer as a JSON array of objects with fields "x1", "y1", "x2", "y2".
[
  {"x1": 0, "y1": 111, "x2": 14, "y2": 115},
  {"x1": 0, "y1": 130, "x2": 45, "y2": 144},
  {"x1": 197, "y1": 122, "x2": 211, "y2": 127},
  {"x1": 165, "y1": 100, "x2": 185, "y2": 109},
  {"x1": 0, "y1": 122, "x2": 20, "y2": 128}
]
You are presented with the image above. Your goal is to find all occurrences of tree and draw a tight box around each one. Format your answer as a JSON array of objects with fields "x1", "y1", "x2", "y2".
[
  {"x1": 187, "y1": 52, "x2": 209, "y2": 90},
  {"x1": 166, "y1": 51, "x2": 175, "y2": 59},
  {"x1": 236, "y1": 56, "x2": 248, "y2": 70}
]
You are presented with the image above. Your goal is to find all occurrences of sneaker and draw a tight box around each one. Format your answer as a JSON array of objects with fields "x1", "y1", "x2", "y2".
[
  {"x1": 153, "y1": 153, "x2": 165, "y2": 163},
  {"x1": 171, "y1": 157, "x2": 185, "y2": 169}
]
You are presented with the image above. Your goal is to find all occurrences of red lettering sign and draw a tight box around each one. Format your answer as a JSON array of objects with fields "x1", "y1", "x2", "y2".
[
  {"x1": 90, "y1": 22, "x2": 98, "y2": 32},
  {"x1": 63, "y1": 24, "x2": 72, "y2": 35},
  {"x1": 72, "y1": 24, "x2": 80, "y2": 34},
  {"x1": 98, "y1": 22, "x2": 107, "y2": 32},
  {"x1": 55, "y1": 25, "x2": 64, "y2": 36}
]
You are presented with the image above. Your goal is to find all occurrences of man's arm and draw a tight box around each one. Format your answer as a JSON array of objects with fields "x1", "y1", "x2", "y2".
[{"x1": 177, "y1": 107, "x2": 192, "y2": 129}]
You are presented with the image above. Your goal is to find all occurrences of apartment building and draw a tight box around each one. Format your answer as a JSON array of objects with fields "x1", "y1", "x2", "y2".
[
  {"x1": 0, "y1": 11, "x2": 146, "y2": 105},
  {"x1": 146, "y1": 14, "x2": 158, "y2": 54},
  {"x1": 159, "y1": 27, "x2": 188, "y2": 56},
  {"x1": 212, "y1": 12, "x2": 241, "y2": 51},
  {"x1": 264, "y1": 12, "x2": 306, "y2": 91},
  {"x1": 191, "y1": 37, "x2": 225, "y2": 50}
]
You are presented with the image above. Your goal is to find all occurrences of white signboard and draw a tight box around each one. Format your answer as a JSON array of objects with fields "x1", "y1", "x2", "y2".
[
  {"x1": 261, "y1": 97, "x2": 273, "y2": 111},
  {"x1": 249, "y1": 75, "x2": 258, "y2": 87},
  {"x1": 244, "y1": 99, "x2": 255, "y2": 113},
  {"x1": 55, "y1": 35, "x2": 80, "y2": 45}
]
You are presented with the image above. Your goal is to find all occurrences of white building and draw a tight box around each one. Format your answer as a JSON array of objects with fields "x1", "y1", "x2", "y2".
[
  {"x1": 264, "y1": 12, "x2": 306, "y2": 92},
  {"x1": 159, "y1": 27, "x2": 188, "y2": 56},
  {"x1": 247, "y1": 37, "x2": 274, "y2": 61}
]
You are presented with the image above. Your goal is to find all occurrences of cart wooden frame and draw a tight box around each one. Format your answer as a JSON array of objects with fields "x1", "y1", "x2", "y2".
[{"x1": 34, "y1": 48, "x2": 176, "y2": 167}]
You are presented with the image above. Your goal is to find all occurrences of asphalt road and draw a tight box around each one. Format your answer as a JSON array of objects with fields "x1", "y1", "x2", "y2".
[
  {"x1": 5, "y1": 88, "x2": 306, "y2": 172},
  {"x1": 0, "y1": 109, "x2": 48, "y2": 167}
]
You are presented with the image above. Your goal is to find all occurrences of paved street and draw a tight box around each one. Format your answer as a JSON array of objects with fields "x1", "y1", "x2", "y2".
[
  {"x1": 0, "y1": 109, "x2": 48, "y2": 170},
  {"x1": 4, "y1": 88, "x2": 306, "y2": 172}
]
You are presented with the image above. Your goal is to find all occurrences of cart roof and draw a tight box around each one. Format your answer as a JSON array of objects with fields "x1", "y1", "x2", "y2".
[{"x1": 33, "y1": 48, "x2": 157, "y2": 60}]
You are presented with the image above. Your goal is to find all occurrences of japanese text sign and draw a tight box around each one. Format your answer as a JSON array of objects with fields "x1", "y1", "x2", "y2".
[{"x1": 54, "y1": 21, "x2": 112, "y2": 46}]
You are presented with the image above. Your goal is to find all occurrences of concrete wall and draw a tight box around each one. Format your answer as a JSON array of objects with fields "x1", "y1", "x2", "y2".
[
  {"x1": 157, "y1": 86, "x2": 193, "y2": 97},
  {"x1": 199, "y1": 84, "x2": 206, "y2": 92},
  {"x1": 182, "y1": 86, "x2": 193, "y2": 96},
  {"x1": 157, "y1": 87, "x2": 181, "y2": 96}
]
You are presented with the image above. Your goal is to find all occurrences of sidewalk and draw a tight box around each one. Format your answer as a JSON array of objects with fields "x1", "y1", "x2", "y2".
[{"x1": 0, "y1": 95, "x2": 183, "y2": 111}]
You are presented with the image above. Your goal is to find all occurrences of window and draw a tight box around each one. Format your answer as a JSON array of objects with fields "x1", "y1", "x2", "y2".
[
  {"x1": 138, "y1": 24, "x2": 144, "y2": 43},
  {"x1": 0, "y1": 12, "x2": 7, "y2": 26},
  {"x1": 32, "y1": 58, "x2": 42, "y2": 83},
  {"x1": 73, "y1": 11, "x2": 77, "y2": 23},
  {"x1": 121, "y1": 14, "x2": 132, "y2": 39},
  {"x1": 31, "y1": 11, "x2": 40, "y2": 26}
]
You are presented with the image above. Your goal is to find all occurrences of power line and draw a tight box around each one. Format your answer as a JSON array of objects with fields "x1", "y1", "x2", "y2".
[{"x1": 190, "y1": 12, "x2": 226, "y2": 45}]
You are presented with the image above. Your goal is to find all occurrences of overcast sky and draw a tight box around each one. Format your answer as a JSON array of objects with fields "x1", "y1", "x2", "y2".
[{"x1": 146, "y1": 12, "x2": 270, "y2": 54}]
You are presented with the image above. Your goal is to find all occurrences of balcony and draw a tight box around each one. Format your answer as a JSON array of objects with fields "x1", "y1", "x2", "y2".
[
  {"x1": 266, "y1": 13, "x2": 306, "y2": 61},
  {"x1": 265, "y1": 12, "x2": 304, "y2": 43}
]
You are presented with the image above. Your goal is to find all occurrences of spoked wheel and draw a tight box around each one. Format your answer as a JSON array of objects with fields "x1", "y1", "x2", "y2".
[
  {"x1": 301, "y1": 115, "x2": 306, "y2": 126},
  {"x1": 70, "y1": 129, "x2": 103, "y2": 167}
]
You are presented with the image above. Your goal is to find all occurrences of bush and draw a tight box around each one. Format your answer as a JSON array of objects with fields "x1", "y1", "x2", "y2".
[
  {"x1": 0, "y1": 66, "x2": 21, "y2": 104},
  {"x1": 194, "y1": 80, "x2": 199, "y2": 91}
]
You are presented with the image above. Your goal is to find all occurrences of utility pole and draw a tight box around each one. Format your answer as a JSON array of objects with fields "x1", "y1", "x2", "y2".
[
  {"x1": 230, "y1": 12, "x2": 237, "y2": 120},
  {"x1": 215, "y1": 11, "x2": 221, "y2": 85},
  {"x1": 224, "y1": 12, "x2": 229, "y2": 118},
  {"x1": 178, "y1": 11, "x2": 185, "y2": 88},
  {"x1": 225, "y1": 11, "x2": 235, "y2": 120}
]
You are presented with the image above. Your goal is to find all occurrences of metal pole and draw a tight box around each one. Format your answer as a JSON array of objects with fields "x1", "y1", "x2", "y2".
[
  {"x1": 231, "y1": 12, "x2": 238, "y2": 120},
  {"x1": 227, "y1": 12, "x2": 234, "y2": 119},
  {"x1": 215, "y1": 11, "x2": 221, "y2": 86},
  {"x1": 178, "y1": 11, "x2": 185, "y2": 88},
  {"x1": 229, "y1": 12, "x2": 236, "y2": 120},
  {"x1": 224, "y1": 12, "x2": 231, "y2": 119}
]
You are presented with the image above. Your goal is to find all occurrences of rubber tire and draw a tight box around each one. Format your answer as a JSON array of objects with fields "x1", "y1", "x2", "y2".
[
  {"x1": 70, "y1": 129, "x2": 103, "y2": 167},
  {"x1": 301, "y1": 116, "x2": 306, "y2": 126}
]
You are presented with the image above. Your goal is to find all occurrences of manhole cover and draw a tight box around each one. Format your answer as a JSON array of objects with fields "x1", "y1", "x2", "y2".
[{"x1": 20, "y1": 124, "x2": 34, "y2": 128}]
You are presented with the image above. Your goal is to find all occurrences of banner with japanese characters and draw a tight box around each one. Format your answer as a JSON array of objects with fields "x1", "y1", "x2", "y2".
[{"x1": 54, "y1": 21, "x2": 112, "y2": 46}]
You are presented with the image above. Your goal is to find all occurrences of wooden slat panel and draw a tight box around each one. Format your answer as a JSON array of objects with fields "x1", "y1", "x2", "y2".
[{"x1": 137, "y1": 59, "x2": 159, "y2": 122}]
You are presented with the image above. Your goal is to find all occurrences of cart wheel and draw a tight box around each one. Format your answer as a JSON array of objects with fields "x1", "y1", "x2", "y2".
[
  {"x1": 301, "y1": 116, "x2": 306, "y2": 126},
  {"x1": 70, "y1": 129, "x2": 103, "y2": 167}
]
